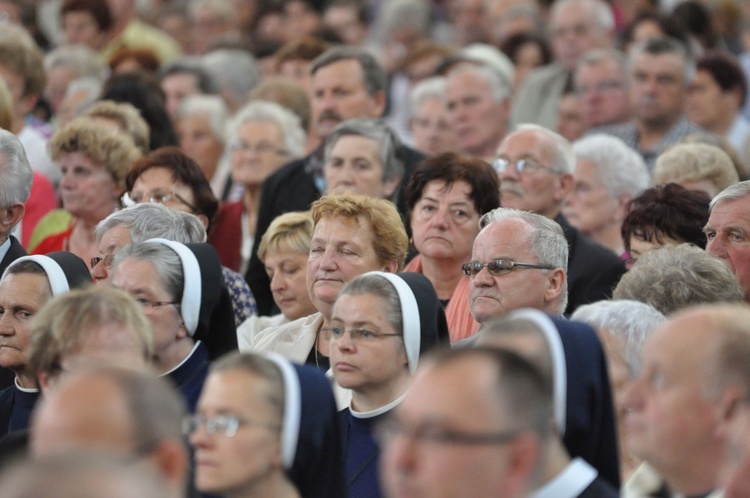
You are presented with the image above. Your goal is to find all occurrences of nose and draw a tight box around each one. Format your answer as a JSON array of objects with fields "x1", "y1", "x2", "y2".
[
  {"x1": 189, "y1": 424, "x2": 212, "y2": 449},
  {"x1": 91, "y1": 260, "x2": 109, "y2": 282},
  {"x1": 429, "y1": 206, "x2": 450, "y2": 230},
  {"x1": 500, "y1": 163, "x2": 520, "y2": 182},
  {"x1": 318, "y1": 247, "x2": 338, "y2": 272},
  {"x1": 472, "y1": 264, "x2": 495, "y2": 288},
  {"x1": 270, "y1": 272, "x2": 286, "y2": 292},
  {"x1": 0, "y1": 312, "x2": 14, "y2": 336},
  {"x1": 706, "y1": 236, "x2": 727, "y2": 260},
  {"x1": 335, "y1": 329, "x2": 357, "y2": 352}
]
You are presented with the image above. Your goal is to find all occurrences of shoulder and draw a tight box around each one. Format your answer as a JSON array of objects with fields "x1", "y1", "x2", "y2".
[{"x1": 237, "y1": 314, "x2": 289, "y2": 351}]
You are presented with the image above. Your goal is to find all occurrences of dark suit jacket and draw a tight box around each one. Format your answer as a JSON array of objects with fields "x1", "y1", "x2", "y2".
[
  {"x1": 578, "y1": 475, "x2": 620, "y2": 498},
  {"x1": 0, "y1": 236, "x2": 26, "y2": 390},
  {"x1": 555, "y1": 214, "x2": 626, "y2": 315},
  {"x1": 245, "y1": 146, "x2": 425, "y2": 315}
]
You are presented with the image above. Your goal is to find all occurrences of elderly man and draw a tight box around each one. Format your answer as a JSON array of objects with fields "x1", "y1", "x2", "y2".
[
  {"x1": 380, "y1": 346, "x2": 549, "y2": 498},
  {"x1": 247, "y1": 46, "x2": 425, "y2": 315},
  {"x1": 622, "y1": 304, "x2": 750, "y2": 497},
  {"x1": 574, "y1": 48, "x2": 632, "y2": 130},
  {"x1": 510, "y1": 0, "x2": 614, "y2": 129},
  {"x1": 0, "y1": 130, "x2": 32, "y2": 276},
  {"x1": 159, "y1": 58, "x2": 217, "y2": 120},
  {"x1": 466, "y1": 208, "x2": 568, "y2": 324},
  {"x1": 704, "y1": 180, "x2": 750, "y2": 302},
  {"x1": 31, "y1": 366, "x2": 189, "y2": 498},
  {"x1": 445, "y1": 63, "x2": 511, "y2": 161},
  {"x1": 494, "y1": 125, "x2": 626, "y2": 314},
  {"x1": 604, "y1": 37, "x2": 704, "y2": 170}
]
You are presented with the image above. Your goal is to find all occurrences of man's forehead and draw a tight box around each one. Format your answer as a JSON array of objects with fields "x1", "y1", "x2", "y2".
[
  {"x1": 313, "y1": 58, "x2": 364, "y2": 81},
  {"x1": 498, "y1": 130, "x2": 553, "y2": 156}
]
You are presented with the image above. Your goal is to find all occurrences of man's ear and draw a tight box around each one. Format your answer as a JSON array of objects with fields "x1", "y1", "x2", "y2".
[
  {"x1": 544, "y1": 268, "x2": 566, "y2": 305},
  {"x1": 555, "y1": 174, "x2": 574, "y2": 202},
  {"x1": 0, "y1": 203, "x2": 25, "y2": 233},
  {"x1": 372, "y1": 90, "x2": 387, "y2": 118},
  {"x1": 149, "y1": 439, "x2": 189, "y2": 490}
]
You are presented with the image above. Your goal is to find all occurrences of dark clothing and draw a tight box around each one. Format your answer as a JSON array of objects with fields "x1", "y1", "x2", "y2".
[
  {"x1": 0, "y1": 384, "x2": 40, "y2": 437},
  {"x1": 245, "y1": 146, "x2": 425, "y2": 315},
  {"x1": 579, "y1": 476, "x2": 620, "y2": 498},
  {"x1": 166, "y1": 342, "x2": 210, "y2": 414},
  {"x1": 0, "y1": 236, "x2": 27, "y2": 390},
  {"x1": 555, "y1": 214, "x2": 626, "y2": 315},
  {"x1": 339, "y1": 409, "x2": 385, "y2": 498}
]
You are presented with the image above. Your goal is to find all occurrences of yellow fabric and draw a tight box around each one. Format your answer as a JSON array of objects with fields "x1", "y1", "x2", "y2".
[
  {"x1": 100, "y1": 19, "x2": 181, "y2": 64},
  {"x1": 26, "y1": 209, "x2": 72, "y2": 252}
]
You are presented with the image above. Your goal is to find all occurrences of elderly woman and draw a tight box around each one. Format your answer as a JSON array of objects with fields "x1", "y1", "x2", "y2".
[
  {"x1": 188, "y1": 352, "x2": 345, "y2": 498},
  {"x1": 110, "y1": 240, "x2": 237, "y2": 412},
  {"x1": 249, "y1": 192, "x2": 408, "y2": 372},
  {"x1": 31, "y1": 118, "x2": 141, "y2": 262},
  {"x1": 175, "y1": 95, "x2": 231, "y2": 199},
  {"x1": 323, "y1": 119, "x2": 403, "y2": 202},
  {"x1": 237, "y1": 211, "x2": 316, "y2": 349},
  {"x1": 208, "y1": 101, "x2": 306, "y2": 273},
  {"x1": 403, "y1": 152, "x2": 498, "y2": 341},
  {"x1": 329, "y1": 271, "x2": 448, "y2": 498},
  {"x1": 621, "y1": 183, "x2": 711, "y2": 265},
  {"x1": 563, "y1": 134, "x2": 650, "y2": 257},
  {"x1": 408, "y1": 77, "x2": 460, "y2": 156},
  {"x1": 652, "y1": 142, "x2": 739, "y2": 198}
]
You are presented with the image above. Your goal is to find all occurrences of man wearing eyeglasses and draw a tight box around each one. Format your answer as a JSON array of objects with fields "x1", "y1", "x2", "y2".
[
  {"x1": 380, "y1": 346, "x2": 549, "y2": 498},
  {"x1": 467, "y1": 208, "x2": 569, "y2": 324},
  {"x1": 574, "y1": 48, "x2": 631, "y2": 130},
  {"x1": 494, "y1": 124, "x2": 625, "y2": 315}
]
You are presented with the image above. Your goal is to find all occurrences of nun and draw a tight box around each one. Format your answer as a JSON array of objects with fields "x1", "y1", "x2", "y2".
[
  {"x1": 327, "y1": 271, "x2": 449, "y2": 498},
  {"x1": 0, "y1": 252, "x2": 92, "y2": 436},
  {"x1": 187, "y1": 352, "x2": 345, "y2": 498},
  {"x1": 110, "y1": 239, "x2": 237, "y2": 412}
]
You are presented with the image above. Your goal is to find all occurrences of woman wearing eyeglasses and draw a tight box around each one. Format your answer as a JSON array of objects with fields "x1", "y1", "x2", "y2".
[
  {"x1": 30, "y1": 117, "x2": 141, "y2": 261},
  {"x1": 188, "y1": 352, "x2": 345, "y2": 498},
  {"x1": 403, "y1": 153, "x2": 499, "y2": 342},
  {"x1": 208, "y1": 101, "x2": 306, "y2": 274},
  {"x1": 329, "y1": 271, "x2": 449, "y2": 498}
]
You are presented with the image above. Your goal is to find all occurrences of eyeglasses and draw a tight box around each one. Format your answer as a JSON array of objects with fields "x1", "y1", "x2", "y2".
[
  {"x1": 321, "y1": 326, "x2": 401, "y2": 343},
  {"x1": 461, "y1": 260, "x2": 555, "y2": 277},
  {"x1": 90, "y1": 253, "x2": 115, "y2": 270},
  {"x1": 182, "y1": 414, "x2": 280, "y2": 438},
  {"x1": 375, "y1": 416, "x2": 521, "y2": 447},
  {"x1": 229, "y1": 140, "x2": 288, "y2": 157},
  {"x1": 492, "y1": 158, "x2": 559, "y2": 175},
  {"x1": 575, "y1": 80, "x2": 624, "y2": 96},
  {"x1": 121, "y1": 191, "x2": 198, "y2": 212},
  {"x1": 134, "y1": 297, "x2": 179, "y2": 309}
]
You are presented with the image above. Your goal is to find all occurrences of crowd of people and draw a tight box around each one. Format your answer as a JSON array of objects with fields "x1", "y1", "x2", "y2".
[{"x1": 0, "y1": 0, "x2": 750, "y2": 496}]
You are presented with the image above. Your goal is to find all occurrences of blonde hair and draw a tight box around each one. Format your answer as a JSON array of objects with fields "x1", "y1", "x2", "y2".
[
  {"x1": 654, "y1": 143, "x2": 739, "y2": 194},
  {"x1": 84, "y1": 100, "x2": 150, "y2": 154},
  {"x1": 257, "y1": 211, "x2": 313, "y2": 263}
]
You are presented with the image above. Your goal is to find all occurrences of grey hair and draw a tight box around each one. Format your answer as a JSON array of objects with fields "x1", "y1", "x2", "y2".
[
  {"x1": 324, "y1": 118, "x2": 404, "y2": 184},
  {"x1": 458, "y1": 44, "x2": 515, "y2": 93},
  {"x1": 228, "y1": 100, "x2": 306, "y2": 158},
  {"x1": 447, "y1": 63, "x2": 511, "y2": 104},
  {"x1": 571, "y1": 300, "x2": 665, "y2": 377},
  {"x1": 654, "y1": 143, "x2": 739, "y2": 195},
  {"x1": 576, "y1": 47, "x2": 628, "y2": 86},
  {"x1": 338, "y1": 273, "x2": 403, "y2": 337},
  {"x1": 629, "y1": 36, "x2": 696, "y2": 84},
  {"x1": 514, "y1": 124, "x2": 575, "y2": 174},
  {"x1": 95, "y1": 203, "x2": 207, "y2": 244},
  {"x1": 114, "y1": 242, "x2": 184, "y2": 304},
  {"x1": 43, "y1": 45, "x2": 106, "y2": 80},
  {"x1": 175, "y1": 94, "x2": 228, "y2": 143},
  {"x1": 188, "y1": 0, "x2": 233, "y2": 21},
  {"x1": 573, "y1": 134, "x2": 650, "y2": 198},
  {"x1": 159, "y1": 57, "x2": 217, "y2": 94},
  {"x1": 62, "y1": 77, "x2": 103, "y2": 115},
  {"x1": 375, "y1": 0, "x2": 430, "y2": 42},
  {"x1": 408, "y1": 76, "x2": 446, "y2": 118},
  {"x1": 479, "y1": 207, "x2": 569, "y2": 314},
  {"x1": 202, "y1": 49, "x2": 261, "y2": 108},
  {"x1": 613, "y1": 243, "x2": 745, "y2": 315},
  {"x1": 0, "y1": 129, "x2": 33, "y2": 210},
  {"x1": 709, "y1": 179, "x2": 750, "y2": 212},
  {"x1": 551, "y1": 0, "x2": 614, "y2": 32},
  {"x1": 311, "y1": 46, "x2": 387, "y2": 97}
]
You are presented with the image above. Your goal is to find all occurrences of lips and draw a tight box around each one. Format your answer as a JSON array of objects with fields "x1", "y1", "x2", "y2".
[{"x1": 334, "y1": 361, "x2": 356, "y2": 372}]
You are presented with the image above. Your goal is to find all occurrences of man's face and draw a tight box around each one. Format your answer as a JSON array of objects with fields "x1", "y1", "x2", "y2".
[
  {"x1": 92, "y1": 225, "x2": 133, "y2": 283},
  {"x1": 161, "y1": 72, "x2": 201, "y2": 118},
  {"x1": 630, "y1": 52, "x2": 688, "y2": 128},
  {"x1": 0, "y1": 273, "x2": 51, "y2": 379},
  {"x1": 310, "y1": 58, "x2": 385, "y2": 141},
  {"x1": 445, "y1": 68, "x2": 509, "y2": 159},
  {"x1": 469, "y1": 219, "x2": 561, "y2": 321},
  {"x1": 380, "y1": 356, "x2": 536, "y2": 498},
  {"x1": 550, "y1": 0, "x2": 610, "y2": 70},
  {"x1": 495, "y1": 130, "x2": 572, "y2": 219},
  {"x1": 575, "y1": 58, "x2": 630, "y2": 127},
  {"x1": 686, "y1": 69, "x2": 738, "y2": 132},
  {"x1": 724, "y1": 404, "x2": 750, "y2": 498},
  {"x1": 622, "y1": 313, "x2": 725, "y2": 481},
  {"x1": 705, "y1": 197, "x2": 750, "y2": 301}
]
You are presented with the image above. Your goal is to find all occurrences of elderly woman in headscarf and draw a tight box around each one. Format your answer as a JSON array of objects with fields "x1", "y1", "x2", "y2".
[
  {"x1": 110, "y1": 239, "x2": 237, "y2": 412},
  {"x1": 328, "y1": 271, "x2": 449, "y2": 498}
]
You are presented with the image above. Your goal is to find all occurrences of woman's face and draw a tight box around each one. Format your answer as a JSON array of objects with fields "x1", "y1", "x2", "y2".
[
  {"x1": 110, "y1": 258, "x2": 186, "y2": 367},
  {"x1": 324, "y1": 135, "x2": 399, "y2": 200},
  {"x1": 130, "y1": 167, "x2": 199, "y2": 214},
  {"x1": 264, "y1": 247, "x2": 316, "y2": 321},
  {"x1": 230, "y1": 120, "x2": 288, "y2": 189},
  {"x1": 410, "y1": 180, "x2": 480, "y2": 263},
  {"x1": 329, "y1": 292, "x2": 408, "y2": 396},
  {"x1": 177, "y1": 115, "x2": 225, "y2": 181},
  {"x1": 59, "y1": 151, "x2": 124, "y2": 220},
  {"x1": 563, "y1": 159, "x2": 623, "y2": 237},
  {"x1": 628, "y1": 232, "x2": 683, "y2": 265},
  {"x1": 191, "y1": 369, "x2": 282, "y2": 495}
]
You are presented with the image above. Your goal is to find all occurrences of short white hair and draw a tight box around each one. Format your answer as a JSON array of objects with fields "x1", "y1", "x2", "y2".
[
  {"x1": 573, "y1": 134, "x2": 650, "y2": 199},
  {"x1": 175, "y1": 94, "x2": 229, "y2": 143},
  {"x1": 552, "y1": 0, "x2": 614, "y2": 32},
  {"x1": 227, "y1": 100, "x2": 306, "y2": 159},
  {"x1": 408, "y1": 76, "x2": 446, "y2": 118},
  {"x1": 514, "y1": 124, "x2": 575, "y2": 174}
]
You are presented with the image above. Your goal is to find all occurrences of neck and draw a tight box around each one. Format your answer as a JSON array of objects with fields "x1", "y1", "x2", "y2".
[
  {"x1": 228, "y1": 470, "x2": 301, "y2": 498},
  {"x1": 351, "y1": 372, "x2": 409, "y2": 413},
  {"x1": 539, "y1": 437, "x2": 571, "y2": 485},
  {"x1": 657, "y1": 444, "x2": 725, "y2": 496},
  {"x1": 243, "y1": 186, "x2": 261, "y2": 235},
  {"x1": 155, "y1": 338, "x2": 196, "y2": 374},
  {"x1": 15, "y1": 369, "x2": 37, "y2": 390},
  {"x1": 638, "y1": 116, "x2": 679, "y2": 150},
  {"x1": 708, "y1": 112, "x2": 736, "y2": 138},
  {"x1": 11, "y1": 115, "x2": 24, "y2": 135},
  {"x1": 77, "y1": 203, "x2": 118, "y2": 230},
  {"x1": 420, "y1": 256, "x2": 465, "y2": 300},
  {"x1": 586, "y1": 223, "x2": 624, "y2": 255}
]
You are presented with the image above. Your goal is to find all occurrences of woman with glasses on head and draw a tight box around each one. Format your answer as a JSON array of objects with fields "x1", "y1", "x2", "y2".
[
  {"x1": 31, "y1": 117, "x2": 141, "y2": 261},
  {"x1": 403, "y1": 152, "x2": 499, "y2": 342},
  {"x1": 187, "y1": 352, "x2": 345, "y2": 498},
  {"x1": 208, "y1": 101, "x2": 306, "y2": 274},
  {"x1": 329, "y1": 271, "x2": 448, "y2": 498}
]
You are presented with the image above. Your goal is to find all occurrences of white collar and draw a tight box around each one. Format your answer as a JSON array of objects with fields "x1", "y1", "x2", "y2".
[
  {"x1": 350, "y1": 392, "x2": 407, "y2": 419},
  {"x1": 532, "y1": 458, "x2": 598, "y2": 498}
]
